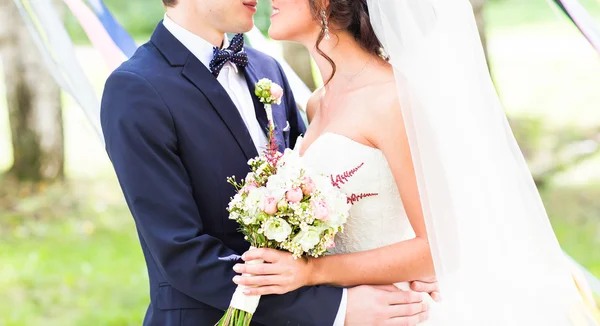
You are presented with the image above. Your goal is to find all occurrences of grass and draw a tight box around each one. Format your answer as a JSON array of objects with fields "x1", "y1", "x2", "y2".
[
  {"x1": 542, "y1": 184, "x2": 600, "y2": 277},
  {"x1": 0, "y1": 178, "x2": 147, "y2": 326},
  {"x1": 1, "y1": 0, "x2": 600, "y2": 324}
]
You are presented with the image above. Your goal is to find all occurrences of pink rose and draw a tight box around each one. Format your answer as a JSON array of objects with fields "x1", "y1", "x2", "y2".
[
  {"x1": 241, "y1": 182, "x2": 258, "y2": 194},
  {"x1": 312, "y1": 200, "x2": 329, "y2": 221},
  {"x1": 286, "y1": 187, "x2": 304, "y2": 203},
  {"x1": 263, "y1": 197, "x2": 278, "y2": 215},
  {"x1": 270, "y1": 83, "x2": 284, "y2": 103},
  {"x1": 301, "y1": 176, "x2": 316, "y2": 196}
]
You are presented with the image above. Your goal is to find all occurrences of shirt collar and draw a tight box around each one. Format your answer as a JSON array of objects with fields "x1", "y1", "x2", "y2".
[{"x1": 162, "y1": 14, "x2": 230, "y2": 70}]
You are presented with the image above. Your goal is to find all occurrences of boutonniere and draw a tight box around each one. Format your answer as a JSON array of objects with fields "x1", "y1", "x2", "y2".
[{"x1": 254, "y1": 78, "x2": 284, "y2": 131}]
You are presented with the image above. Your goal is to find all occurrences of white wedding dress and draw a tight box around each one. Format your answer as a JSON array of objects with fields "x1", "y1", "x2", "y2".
[{"x1": 298, "y1": 132, "x2": 438, "y2": 325}]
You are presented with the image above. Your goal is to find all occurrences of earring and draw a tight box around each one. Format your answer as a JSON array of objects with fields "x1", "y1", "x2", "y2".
[
  {"x1": 321, "y1": 9, "x2": 330, "y2": 40},
  {"x1": 378, "y1": 47, "x2": 390, "y2": 61}
]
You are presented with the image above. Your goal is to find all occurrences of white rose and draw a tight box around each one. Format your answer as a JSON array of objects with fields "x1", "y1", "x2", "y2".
[
  {"x1": 278, "y1": 149, "x2": 302, "y2": 171},
  {"x1": 292, "y1": 226, "x2": 323, "y2": 252},
  {"x1": 312, "y1": 174, "x2": 334, "y2": 194},
  {"x1": 263, "y1": 217, "x2": 293, "y2": 242},
  {"x1": 279, "y1": 165, "x2": 302, "y2": 183},
  {"x1": 325, "y1": 193, "x2": 351, "y2": 227},
  {"x1": 247, "y1": 186, "x2": 266, "y2": 202},
  {"x1": 245, "y1": 187, "x2": 268, "y2": 216},
  {"x1": 266, "y1": 175, "x2": 287, "y2": 200}
]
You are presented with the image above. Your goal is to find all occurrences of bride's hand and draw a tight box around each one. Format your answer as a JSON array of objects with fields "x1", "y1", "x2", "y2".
[{"x1": 232, "y1": 248, "x2": 313, "y2": 295}]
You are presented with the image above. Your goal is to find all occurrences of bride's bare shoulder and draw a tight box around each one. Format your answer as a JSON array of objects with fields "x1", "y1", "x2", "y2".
[
  {"x1": 363, "y1": 78, "x2": 400, "y2": 111},
  {"x1": 361, "y1": 80, "x2": 403, "y2": 128},
  {"x1": 306, "y1": 87, "x2": 325, "y2": 123}
]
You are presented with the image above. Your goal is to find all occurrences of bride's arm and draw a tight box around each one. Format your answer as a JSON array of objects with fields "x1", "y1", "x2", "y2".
[{"x1": 233, "y1": 94, "x2": 435, "y2": 294}]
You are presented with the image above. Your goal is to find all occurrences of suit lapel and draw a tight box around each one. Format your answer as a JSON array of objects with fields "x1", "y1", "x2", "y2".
[
  {"x1": 152, "y1": 22, "x2": 258, "y2": 160},
  {"x1": 243, "y1": 61, "x2": 286, "y2": 152},
  {"x1": 182, "y1": 58, "x2": 258, "y2": 160}
]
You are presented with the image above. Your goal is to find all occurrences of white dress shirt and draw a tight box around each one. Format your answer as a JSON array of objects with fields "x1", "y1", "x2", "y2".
[
  {"x1": 163, "y1": 14, "x2": 267, "y2": 152},
  {"x1": 162, "y1": 14, "x2": 347, "y2": 326}
]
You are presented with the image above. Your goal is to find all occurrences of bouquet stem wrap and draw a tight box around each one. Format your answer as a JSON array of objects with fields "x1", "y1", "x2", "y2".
[{"x1": 229, "y1": 258, "x2": 264, "y2": 314}]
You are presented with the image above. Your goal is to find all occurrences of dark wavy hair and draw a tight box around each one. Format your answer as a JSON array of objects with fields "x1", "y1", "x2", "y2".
[
  {"x1": 162, "y1": 0, "x2": 177, "y2": 7},
  {"x1": 309, "y1": 0, "x2": 385, "y2": 83}
]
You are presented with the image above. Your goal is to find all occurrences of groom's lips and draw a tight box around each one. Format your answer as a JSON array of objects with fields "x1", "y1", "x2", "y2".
[{"x1": 243, "y1": 0, "x2": 258, "y2": 12}]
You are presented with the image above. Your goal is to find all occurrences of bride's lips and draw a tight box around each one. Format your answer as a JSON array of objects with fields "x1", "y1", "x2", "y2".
[
  {"x1": 271, "y1": 6, "x2": 280, "y2": 17},
  {"x1": 243, "y1": 0, "x2": 257, "y2": 12}
]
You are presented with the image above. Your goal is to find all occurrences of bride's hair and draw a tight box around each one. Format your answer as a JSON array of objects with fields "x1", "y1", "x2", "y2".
[{"x1": 309, "y1": 0, "x2": 386, "y2": 83}]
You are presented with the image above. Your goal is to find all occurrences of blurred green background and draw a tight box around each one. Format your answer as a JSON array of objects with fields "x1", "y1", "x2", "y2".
[{"x1": 1, "y1": 0, "x2": 600, "y2": 324}]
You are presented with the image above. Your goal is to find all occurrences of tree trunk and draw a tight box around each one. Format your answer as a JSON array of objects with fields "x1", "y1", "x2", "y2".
[
  {"x1": 0, "y1": 0, "x2": 64, "y2": 183},
  {"x1": 282, "y1": 41, "x2": 317, "y2": 91}
]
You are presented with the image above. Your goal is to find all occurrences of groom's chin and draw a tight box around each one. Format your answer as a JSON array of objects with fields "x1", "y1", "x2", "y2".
[
  {"x1": 240, "y1": 20, "x2": 255, "y2": 34},
  {"x1": 242, "y1": 16, "x2": 257, "y2": 33},
  {"x1": 228, "y1": 20, "x2": 254, "y2": 34}
]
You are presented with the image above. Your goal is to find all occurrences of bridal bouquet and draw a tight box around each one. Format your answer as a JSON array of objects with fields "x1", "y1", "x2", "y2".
[{"x1": 216, "y1": 79, "x2": 351, "y2": 326}]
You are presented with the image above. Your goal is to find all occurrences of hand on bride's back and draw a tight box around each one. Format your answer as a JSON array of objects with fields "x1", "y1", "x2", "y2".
[
  {"x1": 345, "y1": 285, "x2": 429, "y2": 326},
  {"x1": 232, "y1": 248, "x2": 312, "y2": 295}
]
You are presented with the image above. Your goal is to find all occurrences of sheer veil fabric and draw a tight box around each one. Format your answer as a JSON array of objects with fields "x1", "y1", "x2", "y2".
[{"x1": 367, "y1": 0, "x2": 597, "y2": 324}]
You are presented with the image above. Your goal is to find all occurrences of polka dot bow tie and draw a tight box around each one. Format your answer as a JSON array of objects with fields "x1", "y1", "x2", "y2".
[{"x1": 209, "y1": 33, "x2": 248, "y2": 78}]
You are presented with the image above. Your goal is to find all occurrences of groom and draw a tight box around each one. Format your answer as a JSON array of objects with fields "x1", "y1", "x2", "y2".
[{"x1": 101, "y1": 0, "x2": 434, "y2": 325}]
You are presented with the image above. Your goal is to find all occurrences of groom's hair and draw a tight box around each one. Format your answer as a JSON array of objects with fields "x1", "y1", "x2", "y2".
[
  {"x1": 309, "y1": 0, "x2": 386, "y2": 84},
  {"x1": 162, "y1": 0, "x2": 177, "y2": 7}
]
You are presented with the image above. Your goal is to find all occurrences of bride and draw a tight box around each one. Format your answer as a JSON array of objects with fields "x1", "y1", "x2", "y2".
[{"x1": 233, "y1": 0, "x2": 597, "y2": 324}]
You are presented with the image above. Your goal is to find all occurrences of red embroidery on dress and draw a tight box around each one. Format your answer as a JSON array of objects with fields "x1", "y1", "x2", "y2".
[
  {"x1": 329, "y1": 162, "x2": 378, "y2": 204},
  {"x1": 330, "y1": 163, "x2": 365, "y2": 189},
  {"x1": 347, "y1": 193, "x2": 378, "y2": 205}
]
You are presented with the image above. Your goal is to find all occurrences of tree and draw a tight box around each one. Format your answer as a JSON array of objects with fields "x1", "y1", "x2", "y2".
[{"x1": 0, "y1": 0, "x2": 65, "y2": 183}]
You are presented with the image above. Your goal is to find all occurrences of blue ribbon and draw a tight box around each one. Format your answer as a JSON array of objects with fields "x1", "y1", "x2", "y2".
[{"x1": 85, "y1": 0, "x2": 138, "y2": 58}]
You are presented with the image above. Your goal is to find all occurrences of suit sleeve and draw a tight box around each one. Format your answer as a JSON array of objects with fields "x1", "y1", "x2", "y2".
[
  {"x1": 101, "y1": 70, "x2": 342, "y2": 325},
  {"x1": 273, "y1": 58, "x2": 307, "y2": 149}
]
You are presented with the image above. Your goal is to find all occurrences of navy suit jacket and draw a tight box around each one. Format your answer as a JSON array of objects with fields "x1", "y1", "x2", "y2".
[{"x1": 100, "y1": 22, "x2": 342, "y2": 326}]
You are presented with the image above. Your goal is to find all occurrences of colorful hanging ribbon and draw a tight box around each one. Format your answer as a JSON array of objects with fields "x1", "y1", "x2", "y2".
[
  {"x1": 552, "y1": 0, "x2": 600, "y2": 53},
  {"x1": 61, "y1": 0, "x2": 126, "y2": 70},
  {"x1": 85, "y1": 0, "x2": 137, "y2": 57}
]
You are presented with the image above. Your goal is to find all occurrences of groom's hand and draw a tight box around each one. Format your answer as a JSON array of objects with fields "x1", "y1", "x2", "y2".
[
  {"x1": 410, "y1": 277, "x2": 441, "y2": 302},
  {"x1": 345, "y1": 285, "x2": 429, "y2": 326}
]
